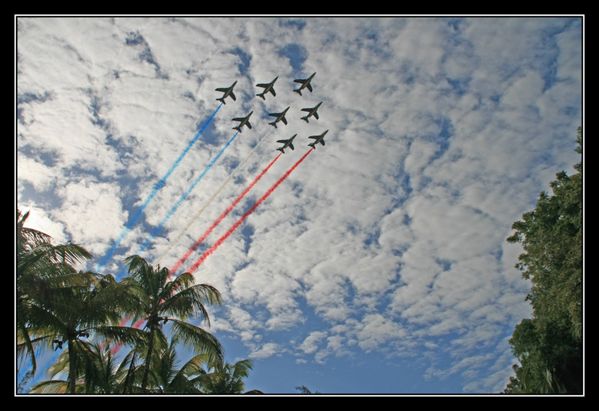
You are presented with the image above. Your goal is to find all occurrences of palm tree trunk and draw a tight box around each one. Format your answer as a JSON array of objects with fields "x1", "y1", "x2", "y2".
[
  {"x1": 141, "y1": 328, "x2": 155, "y2": 391},
  {"x1": 122, "y1": 352, "x2": 137, "y2": 394},
  {"x1": 68, "y1": 339, "x2": 77, "y2": 394}
]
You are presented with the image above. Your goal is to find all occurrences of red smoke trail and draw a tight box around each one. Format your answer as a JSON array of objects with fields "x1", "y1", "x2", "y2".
[
  {"x1": 187, "y1": 148, "x2": 314, "y2": 274},
  {"x1": 170, "y1": 153, "x2": 283, "y2": 275}
]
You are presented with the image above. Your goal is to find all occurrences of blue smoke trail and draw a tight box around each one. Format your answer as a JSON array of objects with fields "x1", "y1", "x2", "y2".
[
  {"x1": 95, "y1": 104, "x2": 222, "y2": 272},
  {"x1": 137, "y1": 130, "x2": 242, "y2": 256}
]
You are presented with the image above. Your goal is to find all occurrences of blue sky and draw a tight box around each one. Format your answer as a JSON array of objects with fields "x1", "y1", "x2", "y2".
[{"x1": 16, "y1": 16, "x2": 582, "y2": 394}]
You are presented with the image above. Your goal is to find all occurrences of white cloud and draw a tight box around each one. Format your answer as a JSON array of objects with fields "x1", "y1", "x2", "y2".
[
  {"x1": 299, "y1": 331, "x2": 327, "y2": 354},
  {"x1": 17, "y1": 156, "x2": 57, "y2": 192},
  {"x1": 355, "y1": 314, "x2": 406, "y2": 351},
  {"x1": 249, "y1": 342, "x2": 280, "y2": 359},
  {"x1": 51, "y1": 179, "x2": 127, "y2": 256}
]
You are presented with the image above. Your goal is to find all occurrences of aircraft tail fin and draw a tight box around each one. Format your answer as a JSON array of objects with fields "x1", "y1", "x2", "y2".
[
  {"x1": 294, "y1": 89, "x2": 302, "y2": 96},
  {"x1": 256, "y1": 93, "x2": 265, "y2": 100},
  {"x1": 269, "y1": 121, "x2": 277, "y2": 128},
  {"x1": 308, "y1": 143, "x2": 316, "y2": 149},
  {"x1": 277, "y1": 147, "x2": 285, "y2": 153},
  {"x1": 302, "y1": 116, "x2": 309, "y2": 123},
  {"x1": 217, "y1": 97, "x2": 226, "y2": 104}
]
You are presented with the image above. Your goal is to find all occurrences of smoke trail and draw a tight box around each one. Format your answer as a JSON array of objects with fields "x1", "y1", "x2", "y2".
[
  {"x1": 188, "y1": 148, "x2": 314, "y2": 273},
  {"x1": 138, "y1": 130, "x2": 242, "y2": 255},
  {"x1": 95, "y1": 104, "x2": 222, "y2": 271},
  {"x1": 157, "y1": 132, "x2": 270, "y2": 269},
  {"x1": 171, "y1": 153, "x2": 282, "y2": 274}
]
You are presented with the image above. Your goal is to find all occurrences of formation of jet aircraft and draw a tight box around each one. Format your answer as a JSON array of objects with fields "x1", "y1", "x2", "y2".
[{"x1": 217, "y1": 72, "x2": 330, "y2": 151}]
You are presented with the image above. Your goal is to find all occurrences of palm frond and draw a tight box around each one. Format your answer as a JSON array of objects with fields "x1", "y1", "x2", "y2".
[
  {"x1": 24, "y1": 304, "x2": 67, "y2": 337},
  {"x1": 232, "y1": 359, "x2": 253, "y2": 379},
  {"x1": 170, "y1": 319, "x2": 223, "y2": 364},
  {"x1": 17, "y1": 210, "x2": 52, "y2": 249},
  {"x1": 48, "y1": 350, "x2": 70, "y2": 379},
  {"x1": 123, "y1": 255, "x2": 152, "y2": 283},
  {"x1": 94, "y1": 326, "x2": 148, "y2": 348},
  {"x1": 16, "y1": 322, "x2": 38, "y2": 374},
  {"x1": 161, "y1": 272, "x2": 194, "y2": 298},
  {"x1": 160, "y1": 283, "x2": 222, "y2": 325},
  {"x1": 177, "y1": 353, "x2": 212, "y2": 378}
]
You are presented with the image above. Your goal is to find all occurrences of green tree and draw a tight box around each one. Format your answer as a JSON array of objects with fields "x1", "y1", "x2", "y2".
[
  {"x1": 30, "y1": 342, "x2": 136, "y2": 394},
  {"x1": 25, "y1": 271, "x2": 145, "y2": 393},
  {"x1": 295, "y1": 385, "x2": 320, "y2": 394},
  {"x1": 139, "y1": 340, "x2": 209, "y2": 394},
  {"x1": 197, "y1": 357, "x2": 254, "y2": 394},
  {"x1": 121, "y1": 255, "x2": 223, "y2": 392},
  {"x1": 505, "y1": 128, "x2": 582, "y2": 394},
  {"x1": 17, "y1": 209, "x2": 90, "y2": 378}
]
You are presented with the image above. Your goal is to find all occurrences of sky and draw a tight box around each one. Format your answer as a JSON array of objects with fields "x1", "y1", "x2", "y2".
[{"x1": 16, "y1": 16, "x2": 583, "y2": 394}]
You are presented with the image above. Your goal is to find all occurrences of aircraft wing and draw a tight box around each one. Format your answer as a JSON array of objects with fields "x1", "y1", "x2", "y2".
[
  {"x1": 276, "y1": 139, "x2": 287, "y2": 143},
  {"x1": 282, "y1": 117, "x2": 287, "y2": 125},
  {"x1": 289, "y1": 143, "x2": 294, "y2": 150},
  {"x1": 301, "y1": 108, "x2": 311, "y2": 112},
  {"x1": 308, "y1": 136, "x2": 318, "y2": 140},
  {"x1": 268, "y1": 112, "x2": 279, "y2": 117},
  {"x1": 294, "y1": 79, "x2": 305, "y2": 84},
  {"x1": 270, "y1": 88, "x2": 276, "y2": 96},
  {"x1": 215, "y1": 87, "x2": 229, "y2": 92},
  {"x1": 306, "y1": 84, "x2": 313, "y2": 92},
  {"x1": 256, "y1": 83, "x2": 269, "y2": 88},
  {"x1": 247, "y1": 121, "x2": 252, "y2": 129},
  {"x1": 232, "y1": 117, "x2": 244, "y2": 122},
  {"x1": 314, "y1": 112, "x2": 319, "y2": 120},
  {"x1": 230, "y1": 91, "x2": 236, "y2": 101}
]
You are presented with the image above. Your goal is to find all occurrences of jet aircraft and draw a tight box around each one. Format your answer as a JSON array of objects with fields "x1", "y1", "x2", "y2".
[
  {"x1": 276, "y1": 134, "x2": 297, "y2": 153},
  {"x1": 268, "y1": 106, "x2": 290, "y2": 128},
  {"x1": 256, "y1": 76, "x2": 278, "y2": 100},
  {"x1": 308, "y1": 129, "x2": 329, "y2": 149},
  {"x1": 293, "y1": 72, "x2": 316, "y2": 96},
  {"x1": 300, "y1": 102, "x2": 323, "y2": 123},
  {"x1": 215, "y1": 81, "x2": 237, "y2": 104},
  {"x1": 232, "y1": 111, "x2": 253, "y2": 132}
]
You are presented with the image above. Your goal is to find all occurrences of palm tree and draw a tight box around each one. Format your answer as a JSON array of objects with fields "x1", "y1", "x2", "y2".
[
  {"x1": 25, "y1": 267, "x2": 146, "y2": 393},
  {"x1": 121, "y1": 255, "x2": 223, "y2": 392},
  {"x1": 17, "y1": 210, "x2": 93, "y2": 381},
  {"x1": 198, "y1": 358, "x2": 254, "y2": 394},
  {"x1": 142, "y1": 340, "x2": 209, "y2": 394},
  {"x1": 31, "y1": 341, "x2": 115, "y2": 394}
]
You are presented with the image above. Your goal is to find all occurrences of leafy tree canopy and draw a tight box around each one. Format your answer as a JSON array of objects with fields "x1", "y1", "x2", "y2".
[{"x1": 504, "y1": 128, "x2": 582, "y2": 394}]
